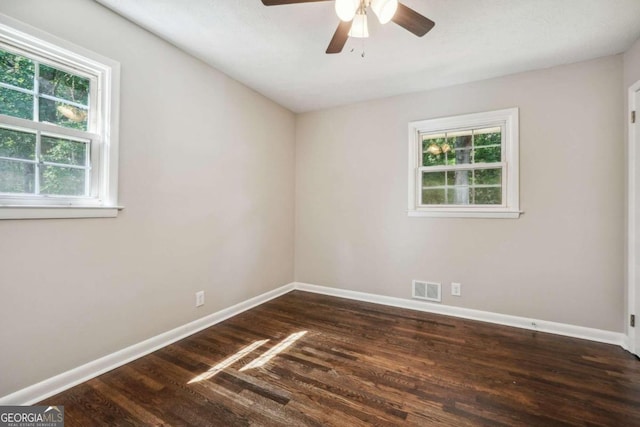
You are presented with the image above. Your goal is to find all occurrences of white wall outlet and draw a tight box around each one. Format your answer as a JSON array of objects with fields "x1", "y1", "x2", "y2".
[
  {"x1": 451, "y1": 282, "x2": 461, "y2": 296},
  {"x1": 195, "y1": 291, "x2": 205, "y2": 307}
]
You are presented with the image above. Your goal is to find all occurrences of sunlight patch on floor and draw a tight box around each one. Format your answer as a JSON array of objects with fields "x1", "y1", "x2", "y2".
[
  {"x1": 188, "y1": 339, "x2": 269, "y2": 384},
  {"x1": 239, "y1": 331, "x2": 308, "y2": 372}
]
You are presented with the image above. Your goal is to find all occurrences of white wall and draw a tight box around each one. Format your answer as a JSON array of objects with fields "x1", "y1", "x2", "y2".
[
  {"x1": 295, "y1": 55, "x2": 625, "y2": 332},
  {"x1": 0, "y1": 0, "x2": 295, "y2": 397}
]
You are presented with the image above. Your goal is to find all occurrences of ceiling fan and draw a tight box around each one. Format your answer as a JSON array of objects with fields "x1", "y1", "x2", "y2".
[{"x1": 261, "y1": 0, "x2": 435, "y2": 54}]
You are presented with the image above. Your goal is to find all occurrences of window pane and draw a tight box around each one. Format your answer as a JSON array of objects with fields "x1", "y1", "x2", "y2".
[
  {"x1": 448, "y1": 133, "x2": 472, "y2": 165},
  {"x1": 0, "y1": 50, "x2": 34, "y2": 90},
  {"x1": 423, "y1": 151, "x2": 445, "y2": 166},
  {"x1": 0, "y1": 127, "x2": 36, "y2": 160},
  {"x1": 422, "y1": 134, "x2": 445, "y2": 150},
  {"x1": 473, "y1": 187, "x2": 502, "y2": 205},
  {"x1": 39, "y1": 64, "x2": 90, "y2": 106},
  {"x1": 41, "y1": 135, "x2": 87, "y2": 166},
  {"x1": 447, "y1": 131, "x2": 473, "y2": 165},
  {"x1": 421, "y1": 188, "x2": 445, "y2": 205},
  {"x1": 422, "y1": 135, "x2": 447, "y2": 166},
  {"x1": 0, "y1": 158, "x2": 35, "y2": 193},
  {"x1": 446, "y1": 170, "x2": 471, "y2": 187},
  {"x1": 448, "y1": 148, "x2": 471, "y2": 165},
  {"x1": 39, "y1": 97, "x2": 88, "y2": 131},
  {"x1": 40, "y1": 165, "x2": 86, "y2": 196},
  {"x1": 422, "y1": 171, "x2": 445, "y2": 187},
  {"x1": 0, "y1": 87, "x2": 33, "y2": 120},
  {"x1": 474, "y1": 146, "x2": 501, "y2": 163},
  {"x1": 474, "y1": 128, "x2": 501, "y2": 147},
  {"x1": 473, "y1": 168, "x2": 502, "y2": 185},
  {"x1": 447, "y1": 187, "x2": 470, "y2": 205}
]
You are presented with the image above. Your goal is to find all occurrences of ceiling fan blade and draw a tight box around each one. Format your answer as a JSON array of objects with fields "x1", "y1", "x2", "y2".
[
  {"x1": 261, "y1": 0, "x2": 331, "y2": 5},
  {"x1": 326, "y1": 20, "x2": 351, "y2": 54},
  {"x1": 391, "y1": 3, "x2": 435, "y2": 37}
]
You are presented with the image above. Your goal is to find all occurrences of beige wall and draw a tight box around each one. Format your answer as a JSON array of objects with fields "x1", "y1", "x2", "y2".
[
  {"x1": 295, "y1": 55, "x2": 625, "y2": 332},
  {"x1": 624, "y1": 37, "x2": 640, "y2": 89},
  {"x1": 0, "y1": 1, "x2": 295, "y2": 397}
]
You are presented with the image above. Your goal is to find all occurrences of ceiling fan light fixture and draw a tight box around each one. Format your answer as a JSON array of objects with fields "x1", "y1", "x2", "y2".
[
  {"x1": 261, "y1": 0, "x2": 435, "y2": 55},
  {"x1": 348, "y1": 11, "x2": 369, "y2": 38},
  {"x1": 371, "y1": 0, "x2": 398, "y2": 24},
  {"x1": 335, "y1": 0, "x2": 359, "y2": 22}
]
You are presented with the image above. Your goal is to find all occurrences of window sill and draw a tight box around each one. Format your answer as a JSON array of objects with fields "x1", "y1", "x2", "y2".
[
  {"x1": 0, "y1": 205, "x2": 123, "y2": 220},
  {"x1": 408, "y1": 209, "x2": 522, "y2": 219}
]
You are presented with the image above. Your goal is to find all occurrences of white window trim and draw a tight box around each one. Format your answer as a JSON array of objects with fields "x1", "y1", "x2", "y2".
[
  {"x1": 0, "y1": 14, "x2": 121, "y2": 219},
  {"x1": 408, "y1": 108, "x2": 521, "y2": 218}
]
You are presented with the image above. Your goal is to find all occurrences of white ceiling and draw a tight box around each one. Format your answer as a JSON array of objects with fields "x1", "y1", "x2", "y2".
[{"x1": 95, "y1": 0, "x2": 640, "y2": 113}]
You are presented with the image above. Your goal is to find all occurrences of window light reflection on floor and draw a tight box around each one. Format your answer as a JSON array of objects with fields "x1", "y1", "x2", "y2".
[
  {"x1": 188, "y1": 339, "x2": 269, "y2": 384},
  {"x1": 239, "y1": 331, "x2": 308, "y2": 372}
]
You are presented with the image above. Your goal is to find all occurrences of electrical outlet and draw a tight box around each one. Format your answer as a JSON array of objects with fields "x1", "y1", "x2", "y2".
[
  {"x1": 195, "y1": 291, "x2": 205, "y2": 307},
  {"x1": 451, "y1": 282, "x2": 461, "y2": 296}
]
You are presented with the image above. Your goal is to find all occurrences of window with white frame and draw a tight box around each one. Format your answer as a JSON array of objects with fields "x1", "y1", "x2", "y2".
[
  {"x1": 0, "y1": 16, "x2": 120, "y2": 219},
  {"x1": 408, "y1": 108, "x2": 520, "y2": 218}
]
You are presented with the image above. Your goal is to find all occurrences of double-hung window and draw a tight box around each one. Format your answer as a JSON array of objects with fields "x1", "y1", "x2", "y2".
[
  {"x1": 408, "y1": 108, "x2": 520, "y2": 218},
  {"x1": 0, "y1": 16, "x2": 120, "y2": 219}
]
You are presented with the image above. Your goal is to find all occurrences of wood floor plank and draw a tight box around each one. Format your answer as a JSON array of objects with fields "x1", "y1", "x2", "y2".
[{"x1": 40, "y1": 290, "x2": 640, "y2": 426}]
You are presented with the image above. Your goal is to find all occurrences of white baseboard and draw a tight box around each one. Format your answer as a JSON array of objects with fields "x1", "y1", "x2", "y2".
[
  {"x1": 0, "y1": 283, "x2": 295, "y2": 406},
  {"x1": 2, "y1": 280, "x2": 627, "y2": 405},
  {"x1": 293, "y1": 282, "x2": 626, "y2": 347}
]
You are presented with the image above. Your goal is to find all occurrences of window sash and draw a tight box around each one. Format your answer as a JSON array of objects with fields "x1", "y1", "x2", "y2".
[
  {"x1": 0, "y1": 117, "x2": 100, "y2": 203},
  {"x1": 420, "y1": 125, "x2": 505, "y2": 166},
  {"x1": 417, "y1": 163, "x2": 507, "y2": 208},
  {"x1": 0, "y1": 42, "x2": 98, "y2": 129}
]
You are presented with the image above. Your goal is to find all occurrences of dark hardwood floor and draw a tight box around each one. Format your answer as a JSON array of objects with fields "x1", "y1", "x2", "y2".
[{"x1": 40, "y1": 291, "x2": 640, "y2": 426}]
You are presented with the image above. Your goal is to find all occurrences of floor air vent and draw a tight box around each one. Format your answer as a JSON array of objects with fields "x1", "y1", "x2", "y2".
[{"x1": 412, "y1": 280, "x2": 441, "y2": 302}]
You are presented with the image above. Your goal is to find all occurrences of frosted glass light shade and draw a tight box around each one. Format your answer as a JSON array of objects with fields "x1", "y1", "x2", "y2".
[
  {"x1": 371, "y1": 0, "x2": 398, "y2": 24},
  {"x1": 348, "y1": 12, "x2": 369, "y2": 38},
  {"x1": 335, "y1": 0, "x2": 359, "y2": 22}
]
